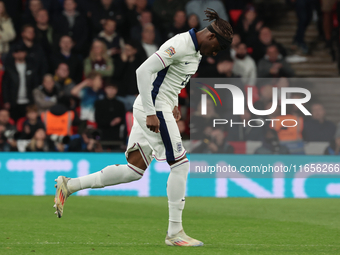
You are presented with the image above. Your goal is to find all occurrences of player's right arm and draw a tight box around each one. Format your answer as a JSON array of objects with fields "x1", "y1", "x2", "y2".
[{"x1": 136, "y1": 42, "x2": 179, "y2": 133}]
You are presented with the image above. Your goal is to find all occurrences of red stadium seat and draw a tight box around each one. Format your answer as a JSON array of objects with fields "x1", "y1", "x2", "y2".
[
  {"x1": 8, "y1": 118, "x2": 15, "y2": 126},
  {"x1": 229, "y1": 10, "x2": 243, "y2": 26},
  {"x1": 126, "y1": 111, "x2": 134, "y2": 136},
  {"x1": 16, "y1": 117, "x2": 27, "y2": 132},
  {"x1": 229, "y1": 141, "x2": 246, "y2": 154}
]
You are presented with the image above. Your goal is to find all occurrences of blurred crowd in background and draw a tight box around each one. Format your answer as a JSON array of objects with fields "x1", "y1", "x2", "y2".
[{"x1": 0, "y1": 0, "x2": 339, "y2": 155}]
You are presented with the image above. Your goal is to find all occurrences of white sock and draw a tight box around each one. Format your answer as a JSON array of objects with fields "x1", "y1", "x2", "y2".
[
  {"x1": 67, "y1": 163, "x2": 144, "y2": 193},
  {"x1": 167, "y1": 158, "x2": 189, "y2": 236}
]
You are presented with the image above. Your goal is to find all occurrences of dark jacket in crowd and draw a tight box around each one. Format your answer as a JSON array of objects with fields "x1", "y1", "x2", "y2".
[
  {"x1": 95, "y1": 97, "x2": 125, "y2": 141},
  {"x1": 20, "y1": 119, "x2": 45, "y2": 139},
  {"x1": 2, "y1": 57, "x2": 39, "y2": 106},
  {"x1": 235, "y1": 16, "x2": 262, "y2": 47},
  {"x1": 52, "y1": 12, "x2": 88, "y2": 54},
  {"x1": 257, "y1": 57, "x2": 295, "y2": 78},
  {"x1": 303, "y1": 118, "x2": 336, "y2": 142},
  {"x1": 114, "y1": 51, "x2": 147, "y2": 96},
  {"x1": 51, "y1": 51, "x2": 83, "y2": 83},
  {"x1": 251, "y1": 39, "x2": 287, "y2": 63},
  {"x1": 90, "y1": 1, "x2": 124, "y2": 37},
  {"x1": 8, "y1": 40, "x2": 48, "y2": 83},
  {"x1": 228, "y1": 121, "x2": 264, "y2": 142},
  {"x1": 35, "y1": 25, "x2": 60, "y2": 57}
]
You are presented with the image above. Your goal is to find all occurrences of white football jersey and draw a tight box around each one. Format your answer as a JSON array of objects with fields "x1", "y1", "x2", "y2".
[{"x1": 134, "y1": 28, "x2": 202, "y2": 113}]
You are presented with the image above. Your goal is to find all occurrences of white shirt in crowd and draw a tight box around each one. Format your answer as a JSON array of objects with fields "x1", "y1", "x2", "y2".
[
  {"x1": 15, "y1": 62, "x2": 29, "y2": 104},
  {"x1": 142, "y1": 42, "x2": 158, "y2": 58},
  {"x1": 232, "y1": 55, "x2": 257, "y2": 86}
]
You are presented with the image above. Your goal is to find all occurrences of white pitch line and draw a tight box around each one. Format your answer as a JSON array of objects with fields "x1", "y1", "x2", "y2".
[{"x1": 0, "y1": 242, "x2": 339, "y2": 247}]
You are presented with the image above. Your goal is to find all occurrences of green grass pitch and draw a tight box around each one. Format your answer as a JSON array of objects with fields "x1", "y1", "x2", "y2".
[{"x1": 1, "y1": 196, "x2": 339, "y2": 255}]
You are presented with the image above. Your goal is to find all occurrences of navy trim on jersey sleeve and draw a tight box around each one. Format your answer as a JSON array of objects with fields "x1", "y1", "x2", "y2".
[
  {"x1": 156, "y1": 111, "x2": 175, "y2": 162},
  {"x1": 189, "y1": 28, "x2": 199, "y2": 52},
  {"x1": 151, "y1": 66, "x2": 169, "y2": 105}
]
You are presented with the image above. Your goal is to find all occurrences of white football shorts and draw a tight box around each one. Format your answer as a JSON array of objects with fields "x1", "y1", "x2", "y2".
[{"x1": 125, "y1": 108, "x2": 186, "y2": 166}]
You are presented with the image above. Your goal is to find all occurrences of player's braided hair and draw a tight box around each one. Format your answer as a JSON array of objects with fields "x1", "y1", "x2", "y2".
[{"x1": 204, "y1": 8, "x2": 233, "y2": 43}]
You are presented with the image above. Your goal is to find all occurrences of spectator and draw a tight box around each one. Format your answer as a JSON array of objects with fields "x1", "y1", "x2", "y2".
[
  {"x1": 120, "y1": 0, "x2": 139, "y2": 40},
  {"x1": 26, "y1": 128, "x2": 56, "y2": 151},
  {"x1": 97, "y1": 19, "x2": 124, "y2": 59},
  {"x1": 2, "y1": 44, "x2": 39, "y2": 120},
  {"x1": 135, "y1": 0, "x2": 149, "y2": 15},
  {"x1": 255, "y1": 128, "x2": 290, "y2": 154},
  {"x1": 130, "y1": 10, "x2": 162, "y2": 46},
  {"x1": 252, "y1": 84, "x2": 275, "y2": 118},
  {"x1": 325, "y1": 123, "x2": 340, "y2": 155},
  {"x1": 20, "y1": 105, "x2": 45, "y2": 139},
  {"x1": 10, "y1": 24, "x2": 48, "y2": 82},
  {"x1": 0, "y1": 108, "x2": 15, "y2": 132},
  {"x1": 0, "y1": 123, "x2": 11, "y2": 151},
  {"x1": 185, "y1": 0, "x2": 229, "y2": 30},
  {"x1": 235, "y1": 4, "x2": 263, "y2": 47},
  {"x1": 95, "y1": 82, "x2": 125, "y2": 141},
  {"x1": 84, "y1": 40, "x2": 114, "y2": 78},
  {"x1": 200, "y1": 56, "x2": 239, "y2": 78},
  {"x1": 23, "y1": 0, "x2": 43, "y2": 25},
  {"x1": 273, "y1": 105, "x2": 304, "y2": 142},
  {"x1": 2, "y1": 0, "x2": 21, "y2": 34},
  {"x1": 153, "y1": 0, "x2": 186, "y2": 31},
  {"x1": 71, "y1": 72, "x2": 105, "y2": 127},
  {"x1": 51, "y1": 35, "x2": 83, "y2": 83},
  {"x1": 33, "y1": 74, "x2": 59, "y2": 114},
  {"x1": 0, "y1": 1, "x2": 16, "y2": 59},
  {"x1": 228, "y1": 109, "x2": 264, "y2": 141},
  {"x1": 257, "y1": 45, "x2": 295, "y2": 78},
  {"x1": 187, "y1": 13, "x2": 200, "y2": 30},
  {"x1": 252, "y1": 27, "x2": 287, "y2": 63},
  {"x1": 292, "y1": 0, "x2": 314, "y2": 54},
  {"x1": 191, "y1": 98, "x2": 220, "y2": 140},
  {"x1": 230, "y1": 33, "x2": 241, "y2": 58},
  {"x1": 0, "y1": 108, "x2": 17, "y2": 150},
  {"x1": 90, "y1": 0, "x2": 123, "y2": 37},
  {"x1": 53, "y1": 63, "x2": 76, "y2": 97},
  {"x1": 40, "y1": 96, "x2": 75, "y2": 136},
  {"x1": 53, "y1": 0, "x2": 88, "y2": 55},
  {"x1": 114, "y1": 41, "x2": 146, "y2": 111},
  {"x1": 232, "y1": 43, "x2": 257, "y2": 86},
  {"x1": 34, "y1": 9, "x2": 59, "y2": 63},
  {"x1": 68, "y1": 128, "x2": 103, "y2": 152},
  {"x1": 303, "y1": 103, "x2": 336, "y2": 142},
  {"x1": 166, "y1": 10, "x2": 189, "y2": 39},
  {"x1": 321, "y1": 0, "x2": 337, "y2": 54},
  {"x1": 25, "y1": 0, "x2": 62, "y2": 15},
  {"x1": 192, "y1": 128, "x2": 234, "y2": 154},
  {"x1": 141, "y1": 23, "x2": 158, "y2": 57}
]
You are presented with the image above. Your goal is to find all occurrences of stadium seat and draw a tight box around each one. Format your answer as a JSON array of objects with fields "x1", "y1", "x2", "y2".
[
  {"x1": 229, "y1": 141, "x2": 246, "y2": 154},
  {"x1": 125, "y1": 111, "x2": 134, "y2": 137},
  {"x1": 8, "y1": 118, "x2": 15, "y2": 126},
  {"x1": 16, "y1": 117, "x2": 27, "y2": 132},
  {"x1": 229, "y1": 10, "x2": 243, "y2": 26}
]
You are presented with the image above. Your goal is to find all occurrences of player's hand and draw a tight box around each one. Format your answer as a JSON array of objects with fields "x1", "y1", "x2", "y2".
[
  {"x1": 173, "y1": 106, "x2": 181, "y2": 121},
  {"x1": 146, "y1": 115, "x2": 160, "y2": 133}
]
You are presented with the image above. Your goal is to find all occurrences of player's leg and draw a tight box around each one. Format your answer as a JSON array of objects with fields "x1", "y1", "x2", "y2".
[
  {"x1": 148, "y1": 111, "x2": 203, "y2": 246},
  {"x1": 166, "y1": 156, "x2": 189, "y2": 235},
  {"x1": 66, "y1": 150, "x2": 146, "y2": 194},
  {"x1": 53, "y1": 116, "x2": 153, "y2": 218}
]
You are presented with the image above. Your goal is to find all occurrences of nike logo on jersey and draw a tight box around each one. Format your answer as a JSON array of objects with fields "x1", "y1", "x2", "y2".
[{"x1": 185, "y1": 62, "x2": 190, "y2": 65}]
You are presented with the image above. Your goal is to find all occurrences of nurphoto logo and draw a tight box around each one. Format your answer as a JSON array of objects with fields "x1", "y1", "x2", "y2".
[{"x1": 200, "y1": 84, "x2": 311, "y2": 128}]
